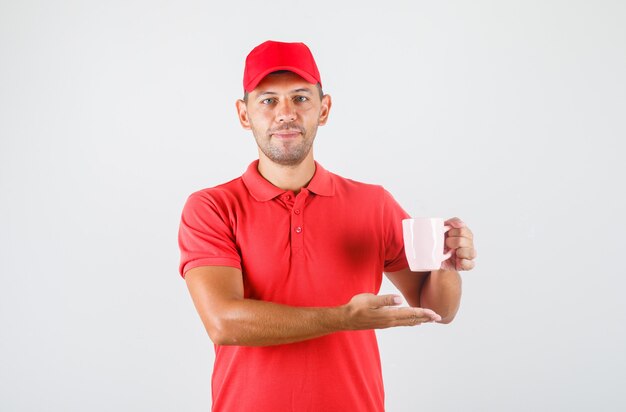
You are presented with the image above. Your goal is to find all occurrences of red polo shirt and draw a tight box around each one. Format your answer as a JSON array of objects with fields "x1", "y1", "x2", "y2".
[{"x1": 178, "y1": 160, "x2": 410, "y2": 412}]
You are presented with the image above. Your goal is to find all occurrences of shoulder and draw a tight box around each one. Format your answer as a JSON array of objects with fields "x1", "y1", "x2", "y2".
[
  {"x1": 184, "y1": 177, "x2": 246, "y2": 215},
  {"x1": 326, "y1": 170, "x2": 406, "y2": 217},
  {"x1": 329, "y1": 171, "x2": 389, "y2": 200}
]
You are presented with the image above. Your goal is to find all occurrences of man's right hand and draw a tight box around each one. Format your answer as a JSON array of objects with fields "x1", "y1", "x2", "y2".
[{"x1": 342, "y1": 293, "x2": 441, "y2": 331}]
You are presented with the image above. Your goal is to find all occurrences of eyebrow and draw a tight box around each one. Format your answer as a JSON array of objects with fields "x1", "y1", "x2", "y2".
[{"x1": 257, "y1": 88, "x2": 313, "y2": 97}]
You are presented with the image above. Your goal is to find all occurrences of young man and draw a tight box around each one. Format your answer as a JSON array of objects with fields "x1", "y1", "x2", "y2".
[{"x1": 178, "y1": 40, "x2": 476, "y2": 411}]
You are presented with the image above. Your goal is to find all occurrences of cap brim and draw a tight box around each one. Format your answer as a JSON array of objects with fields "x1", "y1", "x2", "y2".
[{"x1": 244, "y1": 66, "x2": 320, "y2": 92}]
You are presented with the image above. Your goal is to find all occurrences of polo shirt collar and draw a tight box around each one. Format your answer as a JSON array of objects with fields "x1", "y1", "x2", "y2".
[
  {"x1": 242, "y1": 160, "x2": 335, "y2": 202},
  {"x1": 306, "y1": 161, "x2": 335, "y2": 197}
]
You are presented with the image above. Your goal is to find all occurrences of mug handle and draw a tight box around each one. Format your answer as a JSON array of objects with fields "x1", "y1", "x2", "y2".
[{"x1": 442, "y1": 225, "x2": 452, "y2": 260}]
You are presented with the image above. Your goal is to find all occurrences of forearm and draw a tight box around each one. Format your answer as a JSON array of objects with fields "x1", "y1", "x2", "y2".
[
  {"x1": 208, "y1": 298, "x2": 346, "y2": 346},
  {"x1": 186, "y1": 267, "x2": 437, "y2": 346},
  {"x1": 201, "y1": 294, "x2": 438, "y2": 346},
  {"x1": 420, "y1": 269, "x2": 462, "y2": 323}
]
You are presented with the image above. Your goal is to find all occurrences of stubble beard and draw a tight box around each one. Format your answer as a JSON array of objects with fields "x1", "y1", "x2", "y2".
[{"x1": 253, "y1": 122, "x2": 317, "y2": 167}]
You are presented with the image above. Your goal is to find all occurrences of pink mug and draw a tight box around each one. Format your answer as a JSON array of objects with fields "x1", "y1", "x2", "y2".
[{"x1": 402, "y1": 217, "x2": 452, "y2": 271}]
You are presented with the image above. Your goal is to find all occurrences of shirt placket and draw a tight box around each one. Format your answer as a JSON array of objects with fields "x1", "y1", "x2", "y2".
[{"x1": 291, "y1": 189, "x2": 309, "y2": 254}]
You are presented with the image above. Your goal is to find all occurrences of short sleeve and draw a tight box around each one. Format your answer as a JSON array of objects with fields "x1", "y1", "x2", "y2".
[
  {"x1": 178, "y1": 191, "x2": 242, "y2": 278},
  {"x1": 381, "y1": 188, "x2": 411, "y2": 272}
]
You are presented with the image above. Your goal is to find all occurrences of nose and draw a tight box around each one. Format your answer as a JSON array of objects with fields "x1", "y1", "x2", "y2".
[{"x1": 275, "y1": 99, "x2": 296, "y2": 123}]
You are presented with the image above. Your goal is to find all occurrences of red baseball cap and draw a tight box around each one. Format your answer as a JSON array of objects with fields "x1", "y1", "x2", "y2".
[{"x1": 243, "y1": 40, "x2": 322, "y2": 92}]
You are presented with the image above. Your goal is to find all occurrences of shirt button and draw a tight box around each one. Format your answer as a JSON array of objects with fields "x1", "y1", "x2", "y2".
[
  {"x1": 295, "y1": 226, "x2": 302, "y2": 234},
  {"x1": 285, "y1": 195, "x2": 291, "y2": 200},
  {"x1": 294, "y1": 209, "x2": 301, "y2": 215}
]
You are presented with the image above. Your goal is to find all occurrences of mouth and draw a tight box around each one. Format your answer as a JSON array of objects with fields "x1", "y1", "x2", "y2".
[{"x1": 271, "y1": 130, "x2": 302, "y2": 139}]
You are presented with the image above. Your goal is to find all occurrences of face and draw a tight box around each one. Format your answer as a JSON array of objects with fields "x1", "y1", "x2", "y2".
[{"x1": 236, "y1": 72, "x2": 331, "y2": 167}]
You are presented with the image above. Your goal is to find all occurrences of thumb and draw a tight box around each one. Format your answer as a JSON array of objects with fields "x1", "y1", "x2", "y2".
[{"x1": 375, "y1": 294, "x2": 404, "y2": 307}]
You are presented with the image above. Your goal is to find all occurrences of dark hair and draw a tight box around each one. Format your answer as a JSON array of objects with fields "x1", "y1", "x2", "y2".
[{"x1": 243, "y1": 71, "x2": 324, "y2": 102}]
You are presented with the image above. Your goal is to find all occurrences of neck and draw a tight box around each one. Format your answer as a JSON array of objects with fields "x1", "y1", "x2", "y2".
[{"x1": 257, "y1": 153, "x2": 316, "y2": 195}]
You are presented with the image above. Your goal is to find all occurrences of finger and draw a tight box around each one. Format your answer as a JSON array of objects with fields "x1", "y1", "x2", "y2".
[
  {"x1": 440, "y1": 259, "x2": 455, "y2": 271},
  {"x1": 444, "y1": 217, "x2": 465, "y2": 228},
  {"x1": 387, "y1": 307, "x2": 442, "y2": 324},
  {"x1": 446, "y1": 227, "x2": 473, "y2": 239},
  {"x1": 417, "y1": 307, "x2": 441, "y2": 322},
  {"x1": 446, "y1": 236, "x2": 473, "y2": 249},
  {"x1": 457, "y1": 259, "x2": 476, "y2": 271},
  {"x1": 455, "y1": 247, "x2": 477, "y2": 260},
  {"x1": 409, "y1": 308, "x2": 442, "y2": 324}
]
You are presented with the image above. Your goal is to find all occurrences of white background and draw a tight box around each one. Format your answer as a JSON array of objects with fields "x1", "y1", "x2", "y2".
[{"x1": 1, "y1": 1, "x2": 625, "y2": 411}]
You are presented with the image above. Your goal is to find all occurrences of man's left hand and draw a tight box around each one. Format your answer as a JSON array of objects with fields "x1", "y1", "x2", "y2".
[{"x1": 441, "y1": 217, "x2": 476, "y2": 271}]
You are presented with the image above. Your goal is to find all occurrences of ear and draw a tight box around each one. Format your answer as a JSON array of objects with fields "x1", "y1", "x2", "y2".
[
  {"x1": 318, "y1": 94, "x2": 332, "y2": 126},
  {"x1": 236, "y1": 99, "x2": 251, "y2": 130}
]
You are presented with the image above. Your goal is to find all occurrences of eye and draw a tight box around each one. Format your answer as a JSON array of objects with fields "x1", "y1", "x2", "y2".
[
  {"x1": 261, "y1": 98, "x2": 275, "y2": 105},
  {"x1": 294, "y1": 96, "x2": 309, "y2": 103}
]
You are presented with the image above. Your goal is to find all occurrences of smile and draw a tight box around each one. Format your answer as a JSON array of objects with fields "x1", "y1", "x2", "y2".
[{"x1": 271, "y1": 131, "x2": 302, "y2": 139}]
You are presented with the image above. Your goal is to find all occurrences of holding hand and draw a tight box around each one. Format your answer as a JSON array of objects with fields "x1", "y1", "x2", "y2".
[{"x1": 441, "y1": 217, "x2": 477, "y2": 271}]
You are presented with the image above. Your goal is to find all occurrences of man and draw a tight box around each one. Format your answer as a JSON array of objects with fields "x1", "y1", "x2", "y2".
[{"x1": 178, "y1": 40, "x2": 476, "y2": 411}]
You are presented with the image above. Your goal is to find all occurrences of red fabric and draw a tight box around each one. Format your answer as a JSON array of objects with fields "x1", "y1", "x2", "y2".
[
  {"x1": 178, "y1": 160, "x2": 410, "y2": 412},
  {"x1": 243, "y1": 40, "x2": 322, "y2": 92}
]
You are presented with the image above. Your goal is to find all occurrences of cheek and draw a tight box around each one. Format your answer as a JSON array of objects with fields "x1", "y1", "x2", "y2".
[
  {"x1": 248, "y1": 110, "x2": 273, "y2": 126},
  {"x1": 298, "y1": 104, "x2": 316, "y2": 113}
]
